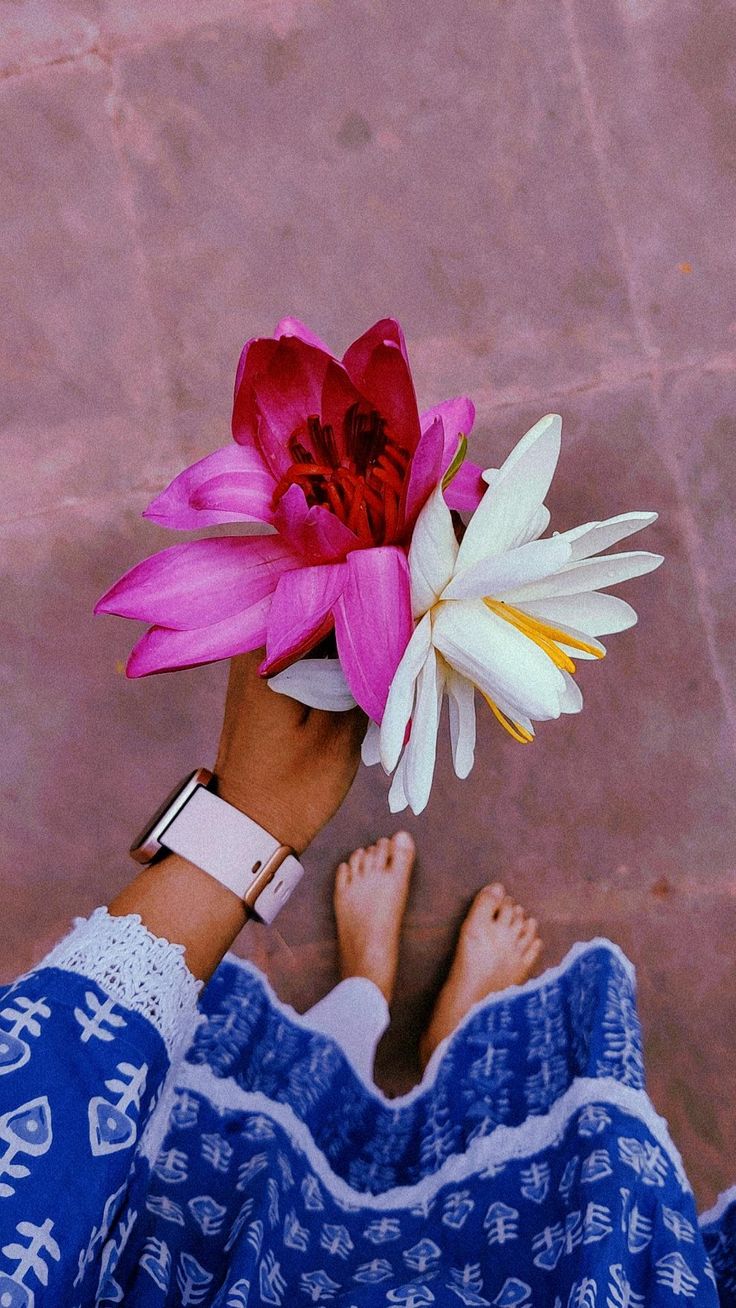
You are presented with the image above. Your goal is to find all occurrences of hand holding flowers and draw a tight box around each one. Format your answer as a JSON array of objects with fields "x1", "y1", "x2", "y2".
[{"x1": 97, "y1": 318, "x2": 662, "y2": 815}]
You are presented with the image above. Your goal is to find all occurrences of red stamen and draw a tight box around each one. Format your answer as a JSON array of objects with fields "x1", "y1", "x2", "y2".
[
  {"x1": 325, "y1": 482, "x2": 344, "y2": 516},
  {"x1": 334, "y1": 467, "x2": 358, "y2": 491},
  {"x1": 383, "y1": 488, "x2": 399, "y2": 541},
  {"x1": 371, "y1": 463, "x2": 404, "y2": 494},
  {"x1": 380, "y1": 445, "x2": 410, "y2": 476},
  {"x1": 273, "y1": 463, "x2": 335, "y2": 502},
  {"x1": 347, "y1": 483, "x2": 366, "y2": 534},
  {"x1": 288, "y1": 462, "x2": 333, "y2": 478},
  {"x1": 355, "y1": 499, "x2": 374, "y2": 543},
  {"x1": 360, "y1": 481, "x2": 386, "y2": 516},
  {"x1": 276, "y1": 411, "x2": 411, "y2": 543}
]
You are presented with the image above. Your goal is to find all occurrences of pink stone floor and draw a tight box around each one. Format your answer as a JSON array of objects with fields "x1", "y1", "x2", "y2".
[{"x1": 2, "y1": 1, "x2": 735, "y2": 1207}]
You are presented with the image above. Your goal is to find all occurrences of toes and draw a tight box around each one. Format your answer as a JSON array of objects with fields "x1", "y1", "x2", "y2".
[
  {"x1": 375, "y1": 836, "x2": 392, "y2": 869},
  {"x1": 348, "y1": 847, "x2": 365, "y2": 875},
  {"x1": 519, "y1": 916, "x2": 538, "y2": 946},
  {"x1": 362, "y1": 843, "x2": 377, "y2": 873},
  {"x1": 510, "y1": 904, "x2": 525, "y2": 933},
  {"x1": 388, "y1": 831, "x2": 415, "y2": 874},
  {"x1": 334, "y1": 861, "x2": 352, "y2": 894},
  {"x1": 523, "y1": 937, "x2": 544, "y2": 970},
  {"x1": 496, "y1": 896, "x2": 516, "y2": 927},
  {"x1": 477, "y1": 882, "x2": 505, "y2": 917}
]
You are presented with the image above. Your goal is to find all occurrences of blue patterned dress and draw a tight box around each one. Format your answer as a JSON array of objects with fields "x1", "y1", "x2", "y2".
[{"x1": 0, "y1": 907, "x2": 733, "y2": 1306}]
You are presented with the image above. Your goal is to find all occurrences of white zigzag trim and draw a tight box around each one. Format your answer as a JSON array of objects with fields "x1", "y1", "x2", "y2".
[
  {"x1": 699, "y1": 1183, "x2": 736, "y2": 1228},
  {"x1": 221, "y1": 937, "x2": 637, "y2": 1107},
  {"x1": 39, "y1": 906, "x2": 202, "y2": 1064},
  {"x1": 175, "y1": 1062, "x2": 691, "y2": 1210}
]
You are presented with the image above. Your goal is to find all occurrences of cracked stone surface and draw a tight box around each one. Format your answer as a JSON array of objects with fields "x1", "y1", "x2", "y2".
[{"x1": 1, "y1": 0, "x2": 734, "y2": 1207}]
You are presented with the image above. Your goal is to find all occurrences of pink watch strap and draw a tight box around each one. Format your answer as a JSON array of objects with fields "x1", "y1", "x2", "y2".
[{"x1": 161, "y1": 785, "x2": 303, "y2": 923}]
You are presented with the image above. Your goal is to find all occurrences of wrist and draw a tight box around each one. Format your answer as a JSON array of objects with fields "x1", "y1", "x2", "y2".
[
  {"x1": 110, "y1": 853, "x2": 248, "y2": 983},
  {"x1": 210, "y1": 771, "x2": 307, "y2": 855}
]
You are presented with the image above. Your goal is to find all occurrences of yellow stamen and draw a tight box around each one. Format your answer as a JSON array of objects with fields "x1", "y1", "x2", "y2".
[
  {"x1": 484, "y1": 598, "x2": 605, "y2": 671},
  {"x1": 481, "y1": 693, "x2": 534, "y2": 744}
]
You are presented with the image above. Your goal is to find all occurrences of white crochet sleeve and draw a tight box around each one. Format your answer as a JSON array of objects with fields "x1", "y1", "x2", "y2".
[{"x1": 40, "y1": 906, "x2": 203, "y2": 1066}]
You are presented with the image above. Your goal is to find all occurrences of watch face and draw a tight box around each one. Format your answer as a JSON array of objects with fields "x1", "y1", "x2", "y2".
[{"x1": 129, "y1": 768, "x2": 212, "y2": 863}]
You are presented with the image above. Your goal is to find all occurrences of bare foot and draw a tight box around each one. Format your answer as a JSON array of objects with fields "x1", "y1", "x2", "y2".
[
  {"x1": 334, "y1": 832, "x2": 416, "y2": 1004},
  {"x1": 419, "y1": 883, "x2": 542, "y2": 1068}
]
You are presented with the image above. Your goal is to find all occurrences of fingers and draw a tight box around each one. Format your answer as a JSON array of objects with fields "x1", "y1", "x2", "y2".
[{"x1": 307, "y1": 699, "x2": 368, "y2": 745}]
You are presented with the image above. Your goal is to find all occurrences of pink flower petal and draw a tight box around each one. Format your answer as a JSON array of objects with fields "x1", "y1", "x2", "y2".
[
  {"x1": 252, "y1": 336, "x2": 332, "y2": 479},
  {"x1": 189, "y1": 471, "x2": 278, "y2": 521},
  {"x1": 95, "y1": 536, "x2": 299, "y2": 629},
  {"x1": 144, "y1": 443, "x2": 277, "y2": 529},
  {"x1": 444, "y1": 460, "x2": 485, "y2": 513},
  {"x1": 416, "y1": 397, "x2": 482, "y2": 512},
  {"x1": 232, "y1": 337, "x2": 280, "y2": 446},
  {"x1": 333, "y1": 546, "x2": 413, "y2": 721},
  {"x1": 126, "y1": 595, "x2": 272, "y2": 677},
  {"x1": 402, "y1": 415, "x2": 446, "y2": 527},
  {"x1": 274, "y1": 483, "x2": 359, "y2": 565},
  {"x1": 319, "y1": 358, "x2": 363, "y2": 462},
  {"x1": 342, "y1": 320, "x2": 421, "y2": 452},
  {"x1": 421, "y1": 396, "x2": 476, "y2": 453},
  {"x1": 275, "y1": 317, "x2": 334, "y2": 355},
  {"x1": 260, "y1": 563, "x2": 347, "y2": 676},
  {"x1": 343, "y1": 317, "x2": 410, "y2": 368}
]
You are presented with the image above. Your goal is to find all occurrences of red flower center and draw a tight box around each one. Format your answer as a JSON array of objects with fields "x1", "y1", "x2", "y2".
[{"x1": 273, "y1": 403, "x2": 411, "y2": 544}]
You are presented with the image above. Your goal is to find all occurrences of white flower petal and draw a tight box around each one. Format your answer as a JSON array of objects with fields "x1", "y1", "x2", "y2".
[
  {"x1": 520, "y1": 592, "x2": 638, "y2": 637},
  {"x1": 559, "y1": 670, "x2": 583, "y2": 714},
  {"x1": 504, "y1": 550, "x2": 664, "y2": 602},
  {"x1": 408, "y1": 483, "x2": 458, "y2": 618},
  {"x1": 388, "y1": 751, "x2": 409, "y2": 813},
  {"x1": 481, "y1": 412, "x2": 560, "y2": 489},
  {"x1": 516, "y1": 503, "x2": 551, "y2": 548},
  {"x1": 268, "y1": 658, "x2": 357, "y2": 711},
  {"x1": 379, "y1": 613, "x2": 433, "y2": 772},
  {"x1": 361, "y1": 719, "x2": 382, "y2": 767},
  {"x1": 403, "y1": 648, "x2": 443, "y2": 816},
  {"x1": 433, "y1": 599, "x2": 566, "y2": 720},
  {"x1": 481, "y1": 473, "x2": 551, "y2": 548},
  {"x1": 557, "y1": 511, "x2": 658, "y2": 563},
  {"x1": 443, "y1": 535, "x2": 571, "y2": 602},
  {"x1": 457, "y1": 414, "x2": 562, "y2": 567},
  {"x1": 446, "y1": 669, "x2": 476, "y2": 779}
]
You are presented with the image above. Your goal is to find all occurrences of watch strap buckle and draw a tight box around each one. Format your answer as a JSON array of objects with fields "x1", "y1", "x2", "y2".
[{"x1": 245, "y1": 848, "x2": 304, "y2": 925}]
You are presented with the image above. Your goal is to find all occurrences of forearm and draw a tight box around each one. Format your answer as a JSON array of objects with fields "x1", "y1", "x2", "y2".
[
  {"x1": 111, "y1": 652, "x2": 364, "y2": 984},
  {"x1": 108, "y1": 766, "x2": 299, "y2": 984},
  {"x1": 108, "y1": 850, "x2": 249, "y2": 984}
]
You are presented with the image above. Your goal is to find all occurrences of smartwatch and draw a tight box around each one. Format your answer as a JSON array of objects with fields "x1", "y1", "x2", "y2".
[{"x1": 129, "y1": 768, "x2": 304, "y2": 925}]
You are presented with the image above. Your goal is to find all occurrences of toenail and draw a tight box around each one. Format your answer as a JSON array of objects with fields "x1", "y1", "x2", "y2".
[{"x1": 393, "y1": 831, "x2": 413, "y2": 847}]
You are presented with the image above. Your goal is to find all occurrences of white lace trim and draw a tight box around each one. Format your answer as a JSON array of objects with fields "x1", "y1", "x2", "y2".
[
  {"x1": 40, "y1": 907, "x2": 202, "y2": 1064},
  {"x1": 175, "y1": 1062, "x2": 691, "y2": 1210},
  {"x1": 221, "y1": 937, "x2": 637, "y2": 1108},
  {"x1": 699, "y1": 1183, "x2": 736, "y2": 1228}
]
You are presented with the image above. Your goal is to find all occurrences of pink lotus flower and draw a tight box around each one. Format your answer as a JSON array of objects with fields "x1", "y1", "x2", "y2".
[{"x1": 95, "y1": 318, "x2": 484, "y2": 721}]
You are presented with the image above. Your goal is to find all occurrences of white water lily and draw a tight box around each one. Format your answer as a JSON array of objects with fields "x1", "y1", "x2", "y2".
[{"x1": 378, "y1": 413, "x2": 664, "y2": 815}]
